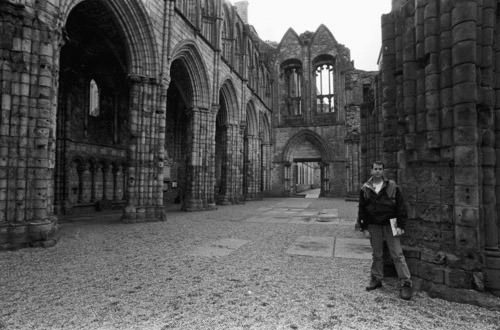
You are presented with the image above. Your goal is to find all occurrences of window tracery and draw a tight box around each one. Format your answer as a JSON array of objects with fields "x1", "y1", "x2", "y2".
[{"x1": 315, "y1": 60, "x2": 336, "y2": 113}]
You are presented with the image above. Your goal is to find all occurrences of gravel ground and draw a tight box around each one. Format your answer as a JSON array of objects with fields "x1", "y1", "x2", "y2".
[{"x1": 1, "y1": 198, "x2": 499, "y2": 330}]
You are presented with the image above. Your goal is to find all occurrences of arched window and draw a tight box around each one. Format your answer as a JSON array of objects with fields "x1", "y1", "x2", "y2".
[
  {"x1": 201, "y1": 0, "x2": 215, "y2": 44},
  {"x1": 235, "y1": 25, "x2": 243, "y2": 75},
  {"x1": 176, "y1": 0, "x2": 197, "y2": 24},
  {"x1": 281, "y1": 59, "x2": 302, "y2": 116},
  {"x1": 89, "y1": 79, "x2": 100, "y2": 117},
  {"x1": 247, "y1": 41, "x2": 253, "y2": 88},
  {"x1": 221, "y1": 7, "x2": 231, "y2": 61},
  {"x1": 314, "y1": 56, "x2": 336, "y2": 113}
]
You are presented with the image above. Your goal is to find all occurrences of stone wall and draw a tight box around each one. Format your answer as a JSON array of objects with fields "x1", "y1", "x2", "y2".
[
  {"x1": 0, "y1": 0, "x2": 274, "y2": 249},
  {"x1": 364, "y1": 0, "x2": 500, "y2": 298},
  {"x1": 269, "y1": 26, "x2": 375, "y2": 198}
]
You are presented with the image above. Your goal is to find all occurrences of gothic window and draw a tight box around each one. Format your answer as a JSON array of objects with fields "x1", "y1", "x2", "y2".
[
  {"x1": 315, "y1": 57, "x2": 336, "y2": 113},
  {"x1": 221, "y1": 7, "x2": 232, "y2": 61},
  {"x1": 201, "y1": 0, "x2": 215, "y2": 43},
  {"x1": 89, "y1": 79, "x2": 100, "y2": 117},
  {"x1": 176, "y1": 0, "x2": 197, "y2": 23},
  {"x1": 281, "y1": 60, "x2": 302, "y2": 116},
  {"x1": 235, "y1": 25, "x2": 243, "y2": 75},
  {"x1": 254, "y1": 54, "x2": 259, "y2": 91},
  {"x1": 247, "y1": 41, "x2": 253, "y2": 87}
]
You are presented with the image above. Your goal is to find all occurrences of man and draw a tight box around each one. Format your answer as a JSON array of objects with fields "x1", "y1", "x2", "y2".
[{"x1": 357, "y1": 160, "x2": 413, "y2": 300}]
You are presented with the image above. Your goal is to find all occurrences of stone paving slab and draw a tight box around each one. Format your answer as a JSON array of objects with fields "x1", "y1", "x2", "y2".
[
  {"x1": 287, "y1": 217, "x2": 313, "y2": 224},
  {"x1": 275, "y1": 201, "x2": 312, "y2": 209},
  {"x1": 189, "y1": 238, "x2": 249, "y2": 257},
  {"x1": 286, "y1": 236, "x2": 335, "y2": 257},
  {"x1": 334, "y1": 238, "x2": 372, "y2": 260},
  {"x1": 319, "y1": 209, "x2": 339, "y2": 216}
]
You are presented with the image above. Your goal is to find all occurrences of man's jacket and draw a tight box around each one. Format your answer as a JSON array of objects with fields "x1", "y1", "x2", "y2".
[{"x1": 357, "y1": 177, "x2": 408, "y2": 230}]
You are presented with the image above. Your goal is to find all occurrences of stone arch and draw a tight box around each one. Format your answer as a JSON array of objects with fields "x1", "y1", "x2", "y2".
[
  {"x1": 245, "y1": 100, "x2": 259, "y2": 136},
  {"x1": 282, "y1": 129, "x2": 334, "y2": 163},
  {"x1": 219, "y1": 78, "x2": 239, "y2": 123},
  {"x1": 214, "y1": 79, "x2": 239, "y2": 204},
  {"x1": 260, "y1": 112, "x2": 271, "y2": 144},
  {"x1": 170, "y1": 41, "x2": 211, "y2": 109},
  {"x1": 61, "y1": 0, "x2": 159, "y2": 79}
]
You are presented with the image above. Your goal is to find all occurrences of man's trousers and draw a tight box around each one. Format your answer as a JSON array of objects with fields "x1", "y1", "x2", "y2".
[{"x1": 367, "y1": 224, "x2": 412, "y2": 286}]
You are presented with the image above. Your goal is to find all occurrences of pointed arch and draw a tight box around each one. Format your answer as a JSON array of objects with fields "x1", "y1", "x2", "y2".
[
  {"x1": 260, "y1": 112, "x2": 271, "y2": 144},
  {"x1": 219, "y1": 78, "x2": 239, "y2": 124},
  {"x1": 61, "y1": 0, "x2": 160, "y2": 79},
  {"x1": 245, "y1": 101, "x2": 259, "y2": 136},
  {"x1": 282, "y1": 130, "x2": 334, "y2": 163},
  {"x1": 170, "y1": 41, "x2": 211, "y2": 109}
]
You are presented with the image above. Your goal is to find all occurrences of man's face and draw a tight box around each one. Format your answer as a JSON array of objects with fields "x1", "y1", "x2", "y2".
[{"x1": 371, "y1": 164, "x2": 384, "y2": 178}]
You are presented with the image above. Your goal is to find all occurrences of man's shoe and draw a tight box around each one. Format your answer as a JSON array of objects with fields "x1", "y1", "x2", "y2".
[
  {"x1": 365, "y1": 278, "x2": 382, "y2": 291},
  {"x1": 400, "y1": 283, "x2": 412, "y2": 300}
]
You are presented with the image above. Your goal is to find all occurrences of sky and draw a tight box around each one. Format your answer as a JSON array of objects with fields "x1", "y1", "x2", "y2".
[{"x1": 246, "y1": 0, "x2": 392, "y2": 71}]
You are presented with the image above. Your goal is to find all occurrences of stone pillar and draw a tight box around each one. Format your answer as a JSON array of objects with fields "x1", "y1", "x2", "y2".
[
  {"x1": 485, "y1": 0, "x2": 500, "y2": 296},
  {"x1": 381, "y1": 12, "x2": 398, "y2": 179},
  {"x1": 122, "y1": 77, "x2": 166, "y2": 222},
  {"x1": 244, "y1": 135, "x2": 261, "y2": 200},
  {"x1": 451, "y1": 0, "x2": 482, "y2": 282},
  {"x1": 0, "y1": 1, "x2": 60, "y2": 249},
  {"x1": 183, "y1": 107, "x2": 216, "y2": 211},
  {"x1": 283, "y1": 163, "x2": 292, "y2": 196},
  {"x1": 218, "y1": 123, "x2": 240, "y2": 204}
]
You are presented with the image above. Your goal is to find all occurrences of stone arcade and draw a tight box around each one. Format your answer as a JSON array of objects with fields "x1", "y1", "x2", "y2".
[{"x1": 0, "y1": 0, "x2": 367, "y2": 247}]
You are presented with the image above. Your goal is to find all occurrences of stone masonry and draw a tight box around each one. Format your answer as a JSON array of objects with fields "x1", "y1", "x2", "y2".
[
  {"x1": 269, "y1": 26, "x2": 375, "y2": 198},
  {"x1": 362, "y1": 0, "x2": 500, "y2": 298},
  {"x1": 0, "y1": 0, "x2": 277, "y2": 249}
]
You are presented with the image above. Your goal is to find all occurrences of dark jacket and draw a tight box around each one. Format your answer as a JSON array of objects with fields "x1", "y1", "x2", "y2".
[{"x1": 357, "y1": 177, "x2": 408, "y2": 230}]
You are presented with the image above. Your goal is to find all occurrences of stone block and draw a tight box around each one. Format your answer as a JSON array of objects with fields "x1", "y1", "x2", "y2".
[
  {"x1": 415, "y1": 202, "x2": 441, "y2": 222},
  {"x1": 454, "y1": 167, "x2": 478, "y2": 185},
  {"x1": 452, "y1": 63, "x2": 476, "y2": 84},
  {"x1": 451, "y1": 40, "x2": 476, "y2": 66},
  {"x1": 453, "y1": 82, "x2": 477, "y2": 104},
  {"x1": 454, "y1": 146, "x2": 478, "y2": 166},
  {"x1": 454, "y1": 206, "x2": 479, "y2": 227},
  {"x1": 454, "y1": 185, "x2": 479, "y2": 207},
  {"x1": 441, "y1": 204, "x2": 454, "y2": 223},
  {"x1": 418, "y1": 262, "x2": 445, "y2": 284},
  {"x1": 455, "y1": 226, "x2": 479, "y2": 252},
  {"x1": 444, "y1": 268, "x2": 472, "y2": 288},
  {"x1": 451, "y1": 2, "x2": 478, "y2": 26},
  {"x1": 452, "y1": 21, "x2": 477, "y2": 44}
]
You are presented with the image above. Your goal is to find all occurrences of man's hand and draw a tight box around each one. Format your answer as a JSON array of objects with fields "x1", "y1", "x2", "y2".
[{"x1": 395, "y1": 227, "x2": 405, "y2": 236}]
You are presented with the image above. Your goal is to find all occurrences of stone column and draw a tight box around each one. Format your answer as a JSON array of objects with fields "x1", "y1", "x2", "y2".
[
  {"x1": 451, "y1": 0, "x2": 482, "y2": 284},
  {"x1": 244, "y1": 135, "x2": 261, "y2": 200},
  {"x1": 183, "y1": 107, "x2": 216, "y2": 211},
  {"x1": 0, "y1": 1, "x2": 61, "y2": 248},
  {"x1": 381, "y1": 12, "x2": 398, "y2": 178},
  {"x1": 218, "y1": 123, "x2": 240, "y2": 204},
  {"x1": 122, "y1": 77, "x2": 166, "y2": 222}
]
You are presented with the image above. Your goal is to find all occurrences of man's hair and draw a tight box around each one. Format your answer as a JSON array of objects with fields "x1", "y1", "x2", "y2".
[{"x1": 372, "y1": 160, "x2": 384, "y2": 169}]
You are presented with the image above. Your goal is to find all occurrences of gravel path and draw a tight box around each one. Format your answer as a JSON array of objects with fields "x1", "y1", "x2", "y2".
[{"x1": 1, "y1": 198, "x2": 499, "y2": 330}]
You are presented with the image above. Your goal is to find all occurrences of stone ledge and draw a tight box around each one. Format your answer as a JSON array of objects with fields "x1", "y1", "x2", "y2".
[{"x1": 419, "y1": 280, "x2": 500, "y2": 311}]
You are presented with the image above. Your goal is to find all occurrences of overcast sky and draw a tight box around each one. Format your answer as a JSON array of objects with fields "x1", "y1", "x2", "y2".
[{"x1": 246, "y1": 0, "x2": 392, "y2": 71}]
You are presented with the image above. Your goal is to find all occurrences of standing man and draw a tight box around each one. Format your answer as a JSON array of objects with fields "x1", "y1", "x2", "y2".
[{"x1": 357, "y1": 160, "x2": 413, "y2": 300}]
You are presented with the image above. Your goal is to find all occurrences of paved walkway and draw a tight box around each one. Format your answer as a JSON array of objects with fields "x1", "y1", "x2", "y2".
[{"x1": 1, "y1": 197, "x2": 499, "y2": 330}]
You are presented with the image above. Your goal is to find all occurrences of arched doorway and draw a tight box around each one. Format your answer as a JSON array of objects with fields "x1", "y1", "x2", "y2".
[
  {"x1": 215, "y1": 92, "x2": 228, "y2": 204},
  {"x1": 166, "y1": 42, "x2": 212, "y2": 211},
  {"x1": 163, "y1": 60, "x2": 191, "y2": 209},
  {"x1": 55, "y1": 1, "x2": 131, "y2": 215},
  {"x1": 281, "y1": 130, "x2": 334, "y2": 197}
]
